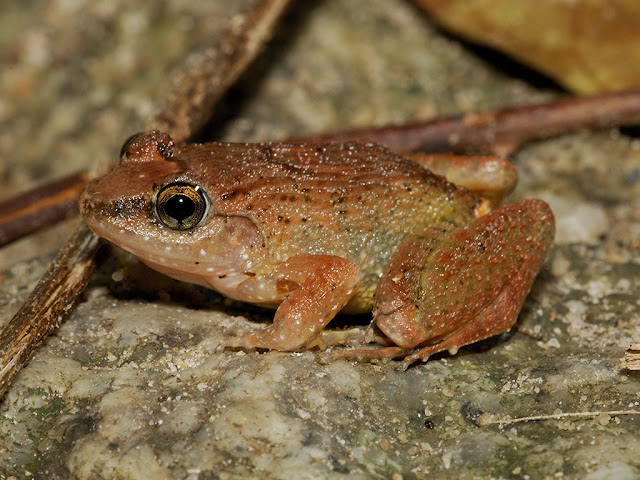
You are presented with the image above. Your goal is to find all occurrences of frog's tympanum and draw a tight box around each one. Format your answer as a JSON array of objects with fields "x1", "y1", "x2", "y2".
[{"x1": 80, "y1": 130, "x2": 554, "y2": 367}]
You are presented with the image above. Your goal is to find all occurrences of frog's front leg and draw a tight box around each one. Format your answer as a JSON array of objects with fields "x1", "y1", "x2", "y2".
[{"x1": 241, "y1": 255, "x2": 362, "y2": 351}]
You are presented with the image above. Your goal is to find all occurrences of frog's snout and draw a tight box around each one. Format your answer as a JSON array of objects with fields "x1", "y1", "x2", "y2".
[
  {"x1": 78, "y1": 179, "x2": 97, "y2": 222},
  {"x1": 78, "y1": 176, "x2": 126, "y2": 227}
]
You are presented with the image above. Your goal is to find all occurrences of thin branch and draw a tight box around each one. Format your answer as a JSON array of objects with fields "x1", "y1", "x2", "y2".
[
  {"x1": 147, "y1": 0, "x2": 291, "y2": 143},
  {"x1": 0, "y1": 172, "x2": 89, "y2": 247},
  {"x1": 477, "y1": 410, "x2": 640, "y2": 426},
  {"x1": 0, "y1": 222, "x2": 103, "y2": 398},
  {"x1": 291, "y1": 88, "x2": 640, "y2": 156}
]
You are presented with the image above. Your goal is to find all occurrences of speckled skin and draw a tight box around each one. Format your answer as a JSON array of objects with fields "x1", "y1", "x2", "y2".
[{"x1": 80, "y1": 131, "x2": 554, "y2": 361}]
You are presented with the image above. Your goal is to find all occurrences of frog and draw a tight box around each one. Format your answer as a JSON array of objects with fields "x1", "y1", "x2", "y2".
[{"x1": 79, "y1": 130, "x2": 555, "y2": 368}]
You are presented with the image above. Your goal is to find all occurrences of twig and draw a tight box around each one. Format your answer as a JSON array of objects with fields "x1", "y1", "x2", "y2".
[
  {"x1": 0, "y1": 222, "x2": 102, "y2": 398},
  {"x1": 147, "y1": 0, "x2": 291, "y2": 143},
  {"x1": 619, "y1": 343, "x2": 640, "y2": 370},
  {"x1": 291, "y1": 88, "x2": 640, "y2": 156},
  {"x1": 0, "y1": 0, "x2": 290, "y2": 400},
  {"x1": 0, "y1": 172, "x2": 89, "y2": 247},
  {"x1": 477, "y1": 409, "x2": 640, "y2": 426}
]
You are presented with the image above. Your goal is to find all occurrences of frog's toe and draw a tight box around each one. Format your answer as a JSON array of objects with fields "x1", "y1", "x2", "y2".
[
  {"x1": 235, "y1": 328, "x2": 294, "y2": 351},
  {"x1": 316, "y1": 346, "x2": 409, "y2": 365}
]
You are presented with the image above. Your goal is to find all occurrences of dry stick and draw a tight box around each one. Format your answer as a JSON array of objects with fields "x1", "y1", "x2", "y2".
[
  {"x1": 0, "y1": 222, "x2": 102, "y2": 398},
  {"x1": 6, "y1": 87, "x2": 640, "y2": 246},
  {"x1": 147, "y1": 0, "x2": 292, "y2": 143},
  {"x1": 0, "y1": 0, "x2": 291, "y2": 400},
  {"x1": 478, "y1": 410, "x2": 640, "y2": 426},
  {"x1": 0, "y1": 172, "x2": 89, "y2": 247},
  {"x1": 291, "y1": 88, "x2": 640, "y2": 156}
]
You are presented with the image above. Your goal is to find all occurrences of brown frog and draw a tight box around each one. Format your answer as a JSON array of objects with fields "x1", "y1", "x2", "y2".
[{"x1": 79, "y1": 130, "x2": 554, "y2": 368}]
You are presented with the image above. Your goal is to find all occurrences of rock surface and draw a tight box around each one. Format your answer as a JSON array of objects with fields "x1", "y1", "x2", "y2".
[{"x1": 1, "y1": 1, "x2": 640, "y2": 479}]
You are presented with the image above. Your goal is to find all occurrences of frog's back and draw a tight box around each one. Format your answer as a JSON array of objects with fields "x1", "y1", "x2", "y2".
[{"x1": 178, "y1": 142, "x2": 479, "y2": 287}]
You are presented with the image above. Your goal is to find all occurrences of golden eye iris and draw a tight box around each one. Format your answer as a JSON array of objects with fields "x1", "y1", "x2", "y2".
[{"x1": 156, "y1": 183, "x2": 208, "y2": 230}]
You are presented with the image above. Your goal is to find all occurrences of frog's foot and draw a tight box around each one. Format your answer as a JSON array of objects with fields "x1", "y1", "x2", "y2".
[
  {"x1": 238, "y1": 255, "x2": 362, "y2": 351},
  {"x1": 370, "y1": 199, "x2": 555, "y2": 367}
]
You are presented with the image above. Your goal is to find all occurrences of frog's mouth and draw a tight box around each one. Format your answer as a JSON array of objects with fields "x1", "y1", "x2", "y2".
[
  {"x1": 83, "y1": 212, "x2": 275, "y2": 300},
  {"x1": 81, "y1": 215, "x2": 221, "y2": 289}
]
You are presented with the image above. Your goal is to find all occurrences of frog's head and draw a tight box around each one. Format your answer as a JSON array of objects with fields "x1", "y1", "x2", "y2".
[{"x1": 79, "y1": 131, "x2": 263, "y2": 283}]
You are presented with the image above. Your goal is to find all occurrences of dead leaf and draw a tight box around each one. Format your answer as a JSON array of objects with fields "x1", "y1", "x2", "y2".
[{"x1": 414, "y1": 0, "x2": 640, "y2": 94}]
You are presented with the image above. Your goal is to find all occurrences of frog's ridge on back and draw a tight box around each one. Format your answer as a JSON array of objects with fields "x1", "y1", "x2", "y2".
[{"x1": 80, "y1": 130, "x2": 554, "y2": 367}]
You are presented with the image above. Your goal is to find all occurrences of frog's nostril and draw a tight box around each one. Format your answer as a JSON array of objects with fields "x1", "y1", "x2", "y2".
[{"x1": 78, "y1": 191, "x2": 90, "y2": 217}]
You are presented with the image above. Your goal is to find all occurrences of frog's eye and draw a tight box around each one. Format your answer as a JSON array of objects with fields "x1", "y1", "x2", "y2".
[
  {"x1": 119, "y1": 132, "x2": 145, "y2": 159},
  {"x1": 156, "y1": 183, "x2": 209, "y2": 230}
]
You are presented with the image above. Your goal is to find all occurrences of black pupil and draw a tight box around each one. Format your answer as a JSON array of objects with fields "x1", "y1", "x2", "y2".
[{"x1": 165, "y1": 194, "x2": 195, "y2": 221}]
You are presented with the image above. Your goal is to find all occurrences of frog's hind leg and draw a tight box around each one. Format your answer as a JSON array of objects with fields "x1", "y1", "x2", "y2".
[
  {"x1": 321, "y1": 280, "x2": 525, "y2": 369},
  {"x1": 395, "y1": 277, "x2": 534, "y2": 371},
  {"x1": 369, "y1": 198, "x2": 555, "y2": 368}
]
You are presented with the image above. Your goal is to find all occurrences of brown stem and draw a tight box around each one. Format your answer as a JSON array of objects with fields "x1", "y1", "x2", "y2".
[
  {"x1": 290, "y1": 88, "x2": 640, "y2": 156},
  {"x1": 147, "y1": 0, "x2": 291, "y2": 143},
  {"x1": 0, "y1": 222, "x2": 103, "y2": 398},
  {"x1": 0, "y1": 172, "x2": 89, "y2": 247}
]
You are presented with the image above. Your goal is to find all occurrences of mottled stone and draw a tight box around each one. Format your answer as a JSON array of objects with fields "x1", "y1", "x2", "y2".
[{"x1": 1, "y1": 1, "x2": 640, "y2": 479}]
